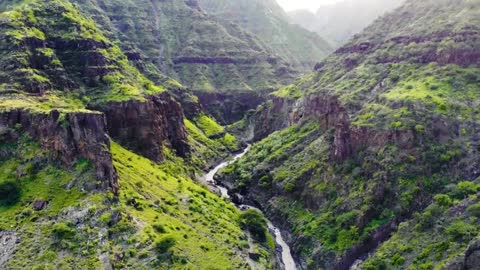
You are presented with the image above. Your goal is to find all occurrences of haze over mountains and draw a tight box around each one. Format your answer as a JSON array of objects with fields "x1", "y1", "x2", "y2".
[
  {"x1": 0, "y1": 0, "x2": 479, "y2": 269},
  {"x1": 288, "y1": 0, "x2": 405, "y2": 46},
  {"x1": 199, "y1": 0, "x2": 333, "y2": 72}
]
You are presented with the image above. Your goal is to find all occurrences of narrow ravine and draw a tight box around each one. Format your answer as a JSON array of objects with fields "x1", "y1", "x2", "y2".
[{"x1": 204, "y1": 145, "x2": 297, "y2": 270}]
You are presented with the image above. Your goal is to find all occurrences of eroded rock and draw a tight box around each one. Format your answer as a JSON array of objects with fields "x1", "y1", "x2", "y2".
[
  {"x1": 103, "y1": 92, "x2": 190, "y2": 162},
  {"x1": 0, "y1": 109, "x2": 118, "y2": 193}
]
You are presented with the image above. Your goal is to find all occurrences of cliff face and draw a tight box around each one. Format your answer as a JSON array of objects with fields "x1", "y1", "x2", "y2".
[
  {"x1": 252, "y1": 95, "x2": 295, "y2": 141},
  {"x1": 0, "y1": 109, "x2": 118, "y2": 193},
  {"x1": 193, "y1": 91, "x2": 265, "y2": 125},
  {"x1": 103, "y1": 92, "x2": 190, "y2": 162}
]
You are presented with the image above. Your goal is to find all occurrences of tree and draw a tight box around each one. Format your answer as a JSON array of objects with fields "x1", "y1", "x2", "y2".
[
  {"x1": 239, "y1": 209, "x2": 268, "y2": 242},
  {"x1": 0, "y1": 180, "x2": 21, "y2": 206}
]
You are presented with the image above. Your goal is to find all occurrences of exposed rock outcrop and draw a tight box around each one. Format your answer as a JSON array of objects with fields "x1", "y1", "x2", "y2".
[
  {"x1": 0, "y1": 232, "x2": 17, "y2": 268},
  {"x1": 253, "y1": 96, "x2": 296, "y2": 141},
  {"x1": 0, "y1": 109, "x2": 118, "y2": 193},
  {"x1": 193, "y1": 90, "x2": 265, "y2": 125},
  {"x1": 465, "y1": 239, "x2": 480, "y2": 270},
  {"x1": 253, "y1": 93, "x2": 421, "y2": 161},
  {"x1": 103, "y1": 92, "x2": 190, "y2": 162}
]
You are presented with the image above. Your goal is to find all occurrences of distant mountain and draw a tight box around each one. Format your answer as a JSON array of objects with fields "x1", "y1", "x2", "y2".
[
  {"x1": 288, "y1": 0, "x2": 404, "y2": 47},
  {"x1": 72, "y1": 0, "x2": 297, "y2": 94},
  {"x1": 67, "y1": 0, "x2": 309, "y2": 125},
  {"x1": 198, "y1": 0, "x2": 333, "y2": 72}
]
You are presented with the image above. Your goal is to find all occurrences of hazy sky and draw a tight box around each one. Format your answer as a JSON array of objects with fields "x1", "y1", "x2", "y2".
[{"x1": 276, "y1": 0, "x2": 343, "y2": 12}]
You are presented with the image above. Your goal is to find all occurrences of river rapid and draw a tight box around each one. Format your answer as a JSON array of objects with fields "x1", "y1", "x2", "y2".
[{"x1": 203, "y1": 145, "x2": 297, "y2": 270}]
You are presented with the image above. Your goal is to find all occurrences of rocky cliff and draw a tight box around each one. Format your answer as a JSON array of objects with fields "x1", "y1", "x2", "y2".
[
  {"x1": 0, "y1": 109, "x2": 118, "y2": 193},
  {"x1": 194, "y1": 90, "x2": 266, "y2": 125},
  {"x1": 103, "y1": 92, "x2": 190, "y2": 162}
]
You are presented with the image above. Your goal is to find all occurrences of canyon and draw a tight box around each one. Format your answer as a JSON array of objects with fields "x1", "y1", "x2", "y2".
[{"x1": 0, "y1": 0, "x2": 479, "y2": 269}]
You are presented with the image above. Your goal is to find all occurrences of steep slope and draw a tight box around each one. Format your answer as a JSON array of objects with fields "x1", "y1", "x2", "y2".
[
  {"x1": 198, "y1": 0, "x2": 333, "y2": 72},
  {"x1": 0, "y1": 0, "x2": 275, "y2": 268},
  {"x1": 72, "y1": 0, "x2": 297, "y2": 92},
  {"x1": 288, "y1": 0, "x2": 404, "y2": 47},
  {"x1": 69, "y1": 0, "x2": 300, "y2": 124},
  {"x1": 218, "y1": 0, "x2": 480, "y2": 269},
  {"x1": 362, "y1": 182, "x2": 480, "y2": 269}
]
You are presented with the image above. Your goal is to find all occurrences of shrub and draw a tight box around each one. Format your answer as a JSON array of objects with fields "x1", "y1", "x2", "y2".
[
  {"x1": 99, "y1": 212, "x2": 112, "y2": 226},
  {"x1": 418, "y1": 262, "x2": 434, "y2": 270},
  {"x1": 153, "y1": 223, "x2": 167, "y2": 233},
  {"x1": 434, "y1": 194, "x2": 452, "y2": 208},
  {"x1": 51, "y1": 223, "x2": 75, "y2": 239},
  {"x1": 335, "y1": 226, "x2": 359, "y2": 251},
  {"x1": 415, "y1": 124, "x2": 425, "y2": 133},
  {"x1": 391, "y1": 253, "x2": 406, "y2": 266},
  {"x1": 0, "y1": 180, "x2": 21, "y2": 206},
  {"x1": 467, "y1": 203, "x2": 480, "y2": 217},
  {"x1": 128, "y1": 248, "x2": 137, "y2": 257},
  {"x1": 259, "y1": 175, "x2": 272, "y2": 188},
  {"x1": 284, "y1": 182, "x2": 295, "y2": 192},
  {"x1": 239, "y1": 209, "x2": 268, "y2": 242},
  {"x1": 453, "y1": 181, "x2": 477, "y2": 199},
  {"x1": 416, "y1": 205, "x2": 442, "y2": 230},
  {"x1": 156, "y1": 235, "x2": 176, "y2": 253},
  {"x1": 362, "y1": 257, "x2": 387, "y2": 270},
  {"x1": 338, "y1": 210, "x2": 359, "y2": 225},
  {"x1": 446, "y1": 220, "x2": 476, "y2": 240}
]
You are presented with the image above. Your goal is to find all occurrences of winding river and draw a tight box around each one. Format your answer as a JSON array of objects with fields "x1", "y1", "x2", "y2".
[{"x1": 204, "y1": 145, "x2": 297, "y2": 270}]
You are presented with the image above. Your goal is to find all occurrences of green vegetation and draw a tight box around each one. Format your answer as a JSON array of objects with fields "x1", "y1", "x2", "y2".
[
  {"x1": 0, "y1": 0, "x2": 174, "y2": 113},
  {"x1": 155, "y1": 235, "x2": 177, "y2": 254},
  {"x1": 1, "y1": 0, "x2": 479, "y2": 269},
  {"x1": 0, "y1": 133, "x2": 274, "y2": 269},
  {"x1": 198, "y1": 0, "x2": 332, "y2": 72},
  {"x1": 194, "y1": 114, "x2": 225, "y2": 138},
  {"x1": 72, "y1": 0, "x2": 296, "y2": 93},
  {"x1": 0, "y1": 0, "x2": 276, "y2": 268},
  {"x1": 0, "y1": 180, "x2": 21, "y2": 206},
  {"x1": 185, "y1": 118, "x2": 239, "y2": 168},
  {"x1": 218, "y1": 1, "x2": 480, "y2": 268},
  {"x1": 239, "y1": 209, "x2": 268, "y2": 242},
  {"x1": 51, "y1": 223, "x2": 76, "y2": 240},
  {"x1": 110, "y1": 142, "x2": 274, "y2": 269},
  {"x1": 363, "y1": 183, "x2": 480, "y2": 269},
  {"x1": 0, "y1": 136, "x2": 90, "y2": 230}
]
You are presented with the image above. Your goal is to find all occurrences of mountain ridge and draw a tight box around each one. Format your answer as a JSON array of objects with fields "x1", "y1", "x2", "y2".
[{"x1": 198, "y1": 0, "x2": 333, "y2": 72}]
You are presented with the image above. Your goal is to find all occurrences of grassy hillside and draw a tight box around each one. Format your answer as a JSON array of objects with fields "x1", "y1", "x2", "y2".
[
  {"x1": 0, "y1": 135, "x2": 274, "y2": 269},
  {"x1": 0, "y1": 0, "x2": 166, "y2": 111},
  {"x1": 0, "y1": 0, "x2": 274, "y2": 268},
  {"x1": 219, "y1": 0, "x2": 480, "y2": 268}
]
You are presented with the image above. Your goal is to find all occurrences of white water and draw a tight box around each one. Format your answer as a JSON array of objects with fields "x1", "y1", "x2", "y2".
[
  {"x1": 204, "y1": 145, "x2": 251, "y2": 198},
  {"x1": 204, "y1": 145, "x2": 297, "y2": 270}
]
